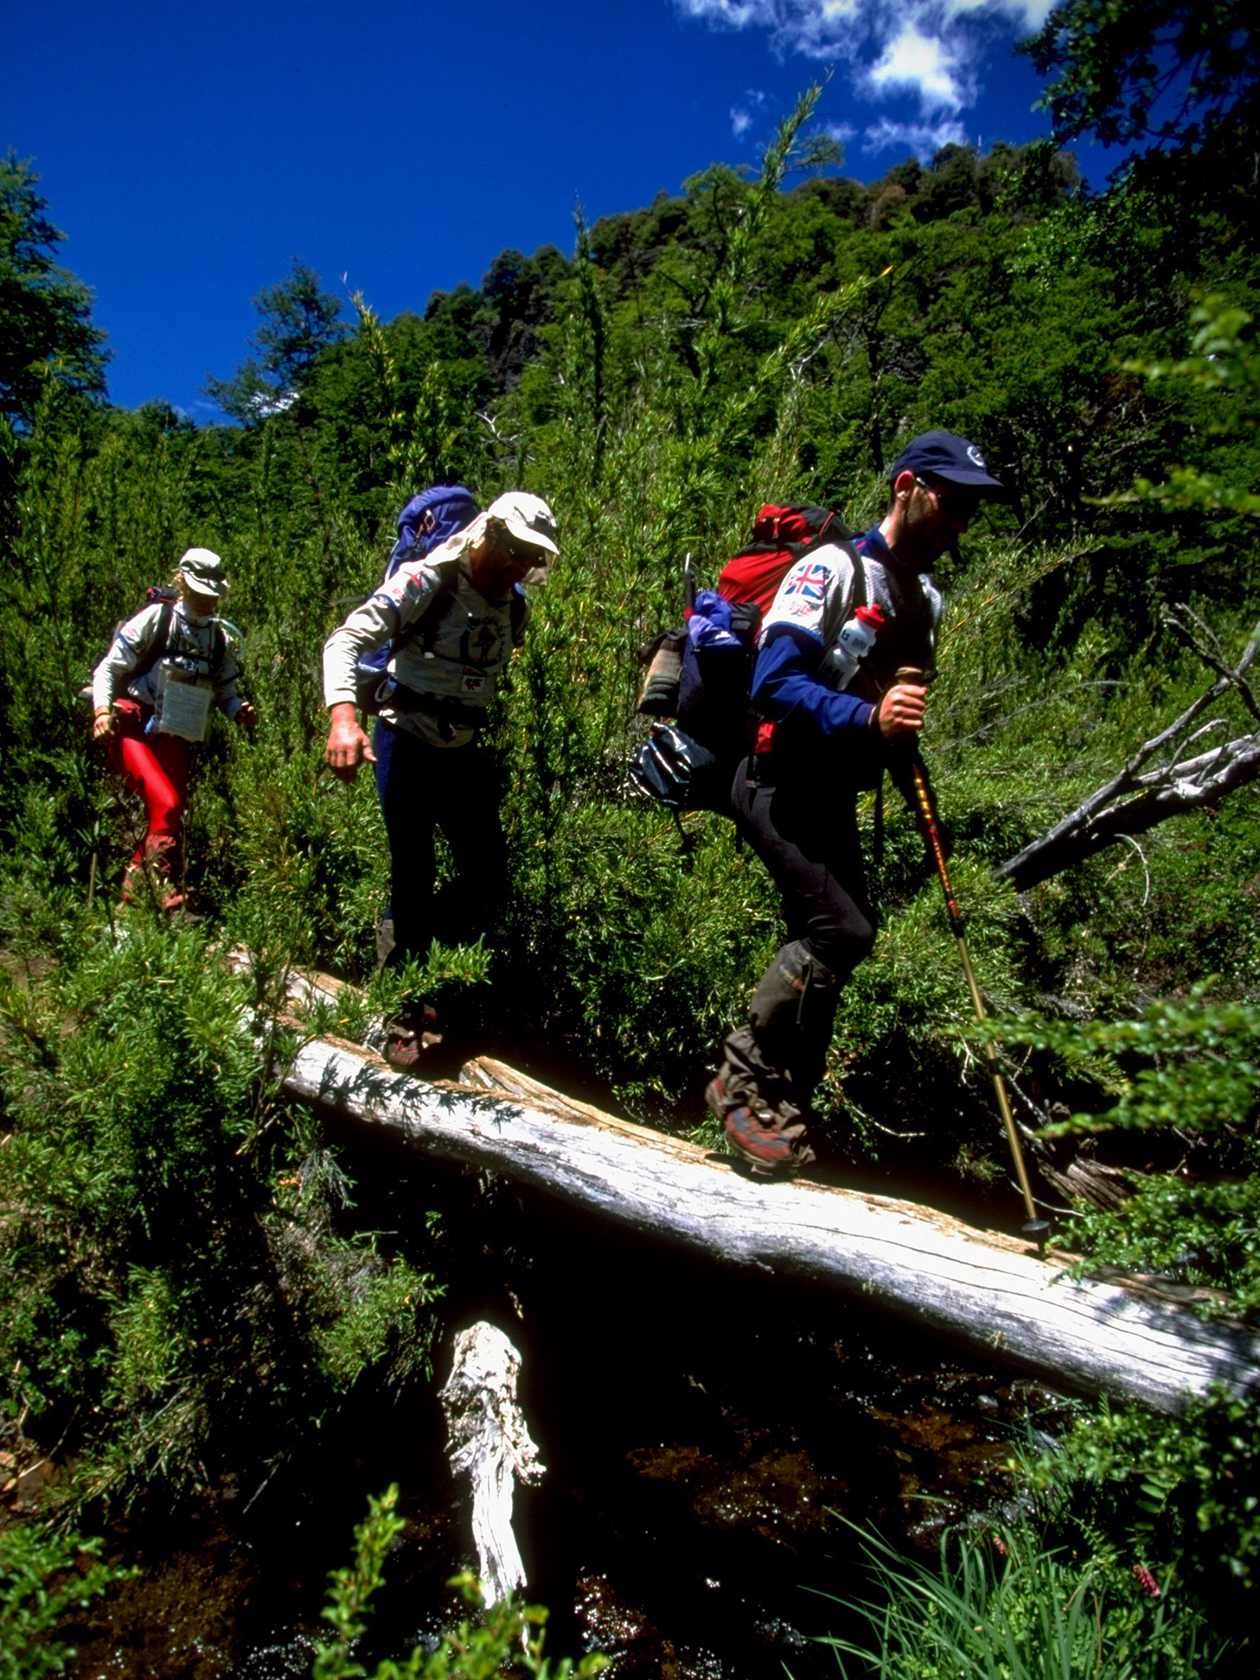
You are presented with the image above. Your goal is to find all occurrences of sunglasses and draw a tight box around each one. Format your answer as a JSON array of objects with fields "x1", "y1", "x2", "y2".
[
  {"x1": 914, "y1": 476, "x2": 982, "y2": 519},
  {"x1": 503, "y1": 537, "x2": 543, "y2": 567}
]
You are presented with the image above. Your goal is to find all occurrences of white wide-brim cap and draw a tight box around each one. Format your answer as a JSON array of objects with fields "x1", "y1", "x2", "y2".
[
  {"x1": 487, "y1": 491, "x2": 559, "y2": 557},
  {"x1": 179, "y1": 546, "x2": 230, "y2": 597}
]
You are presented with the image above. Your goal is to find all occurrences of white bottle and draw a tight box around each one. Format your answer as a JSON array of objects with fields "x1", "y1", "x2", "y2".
[{"x1": 824, "y1": 602, "x2": 885, "y2": 689}]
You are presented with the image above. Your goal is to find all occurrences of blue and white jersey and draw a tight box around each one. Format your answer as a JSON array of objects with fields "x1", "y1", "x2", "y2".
[
  {"x1": 760, "y1": 533, "x2": 942, "y2": 691},
  {"x1": 752, "y1": 527, "x2": 943, "y2": 749}
]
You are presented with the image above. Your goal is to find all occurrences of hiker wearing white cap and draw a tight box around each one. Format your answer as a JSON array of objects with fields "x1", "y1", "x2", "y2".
[
  {"x1": 91, "y1": 548, "x2": 256, "y2": 911},
  {"x1": 322, "y1": 492, "x2": 558, "y2": 1066}
]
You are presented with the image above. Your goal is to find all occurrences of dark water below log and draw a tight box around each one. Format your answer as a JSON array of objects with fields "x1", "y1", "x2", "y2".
[{"x1": 62, "y1": 1141, "x2": 1069, "y2": 1680}]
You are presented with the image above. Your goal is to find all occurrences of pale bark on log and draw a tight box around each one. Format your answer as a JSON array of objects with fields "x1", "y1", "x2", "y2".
[
  {"x1": 439, "y1": 1322, "x2": 543, "y2": 1604},
  {"x1": 275, "y1": 1030, "x2": 1260, "y2": 1418}
]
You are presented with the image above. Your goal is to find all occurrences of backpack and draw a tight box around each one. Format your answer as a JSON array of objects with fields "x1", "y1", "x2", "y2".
[
  {"x1": 629, "y1": 505, "x2": 863, "y2": 812},
  {"x1": 355, "y1": 484, "x2": 480, "y2": 713},
  {"x1": 87, "y1": 585, "x2": 228, "y2": 703}
]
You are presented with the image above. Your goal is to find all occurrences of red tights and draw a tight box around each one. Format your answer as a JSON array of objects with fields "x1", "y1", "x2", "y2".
[{"x1": 106, "y1": 699, "x2": 191, "y2": 863}]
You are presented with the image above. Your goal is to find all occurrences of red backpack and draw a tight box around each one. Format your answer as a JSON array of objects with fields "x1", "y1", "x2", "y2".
[{"x1": 716, "y1": 503, "x2": 845, "y2": 620}]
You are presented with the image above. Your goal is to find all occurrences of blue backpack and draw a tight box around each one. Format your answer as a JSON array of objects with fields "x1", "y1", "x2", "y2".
[{"x1": 356, "y1": 484, "x2": 479, "y2": 711}]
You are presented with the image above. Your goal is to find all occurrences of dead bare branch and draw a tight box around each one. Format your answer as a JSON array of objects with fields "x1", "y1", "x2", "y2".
[
  {"x1": 994, "y1": 614, "x2": 1260, "y2": 892},
  {"x1": 1165, "y1": 605, "x2": 1260, "y2": 726}
]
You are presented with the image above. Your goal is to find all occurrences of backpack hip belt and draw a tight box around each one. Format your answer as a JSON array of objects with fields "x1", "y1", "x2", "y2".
[{"x1": 386, "y1": 685, "x2": 489, "y2": 742}]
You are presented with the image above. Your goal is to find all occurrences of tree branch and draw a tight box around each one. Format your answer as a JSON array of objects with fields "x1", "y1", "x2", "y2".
[{"x1": 994, "y1": 611, "x2": 1260, "y2": 891}]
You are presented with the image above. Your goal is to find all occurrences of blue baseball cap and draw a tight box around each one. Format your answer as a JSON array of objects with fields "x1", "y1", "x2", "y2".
[{"x1": 888, "y1": 431, "x2": 1005, "y2": 493}]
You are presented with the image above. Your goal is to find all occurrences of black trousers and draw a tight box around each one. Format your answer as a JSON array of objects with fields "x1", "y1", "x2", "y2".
[
  {"x1": 374, "y1": 722, "x2": 507, "y2": 966},
  {"x1": 717, "y1": 756, "x2": 878, "y2": 1124},
  {"x1": 730, "y1": 757, "x2": 877, "y2": 978}
]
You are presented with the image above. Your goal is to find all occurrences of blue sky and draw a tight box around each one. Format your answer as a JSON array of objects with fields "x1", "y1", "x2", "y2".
[{"x1": 3, "y1": 0, "x2": 1083, "y2": 421}]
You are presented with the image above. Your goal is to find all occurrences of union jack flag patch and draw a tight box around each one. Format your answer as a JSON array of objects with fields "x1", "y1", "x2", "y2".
[{"x1": 781, "y1": 561, "x2": 829, "y2": 603}]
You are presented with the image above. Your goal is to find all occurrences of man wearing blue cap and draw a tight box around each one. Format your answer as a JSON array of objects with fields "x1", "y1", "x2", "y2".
[{"x1": 706, "y1": 431, "x2": 1005, "y2": 1175}]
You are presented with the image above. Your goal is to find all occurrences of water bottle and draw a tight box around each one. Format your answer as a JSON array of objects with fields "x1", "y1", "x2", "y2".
[{"x1": 824, "y1": 602, "x2": 885, "y2": 689}]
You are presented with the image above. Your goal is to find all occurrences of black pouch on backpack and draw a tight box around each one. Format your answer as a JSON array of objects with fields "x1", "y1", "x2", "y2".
[{"x1": 628, "y1": 723, "x2": 732, "y2": 813}]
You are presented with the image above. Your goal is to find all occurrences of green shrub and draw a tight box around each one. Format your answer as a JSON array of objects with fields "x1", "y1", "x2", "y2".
[
  {"x1": 0, "y1": 914, "x2": 443, "y2": 1507},
  {"x1": 313, "y1": 1485, "x2": 607, "y2": 1680},
  {"x1": 0, "y1": 1525, "x2": 123, "y2": 1680},
  {"x1": 806, "y1": 1518, "x2": 1226, "y2": 1679}
]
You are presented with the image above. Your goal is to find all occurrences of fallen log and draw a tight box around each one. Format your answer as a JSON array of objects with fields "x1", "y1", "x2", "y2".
[{"x1": 273, "y1": 1025, "x2": 1260, "y2": 1418}]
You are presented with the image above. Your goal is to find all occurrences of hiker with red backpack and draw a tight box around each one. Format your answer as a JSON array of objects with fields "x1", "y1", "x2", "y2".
[
  {"x1": 91, "y1": 548, "x2": 255, "y2": 911},
  {"x1": 704, "y1": 432, "x2": 1006, "y2": 1175},
  {"x1": 322, "y1": 490, "x2": 558, "y2": 1068}
]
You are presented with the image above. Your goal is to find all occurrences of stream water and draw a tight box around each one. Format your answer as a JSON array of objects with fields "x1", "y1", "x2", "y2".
[{"x1": 61, "y1": 1134, "x2": 1072, "y2": 1680}]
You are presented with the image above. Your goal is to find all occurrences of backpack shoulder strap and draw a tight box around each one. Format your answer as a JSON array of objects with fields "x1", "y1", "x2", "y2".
[
  {"x1": 394, "y1": 558, "x2": 461, "y2": 657},
  {"x1": 130, "y1": 599, "x2": 175, "y2": 684}
]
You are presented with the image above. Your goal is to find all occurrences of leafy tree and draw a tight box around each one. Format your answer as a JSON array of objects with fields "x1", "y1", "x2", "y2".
[
  {"x1": 206, "y1": 257, "x2": 348, "y2": 424},
  {"x1": 0, "y1": 152, "x2": 108, "y2": 432},
  {"x1": 1022, "y1": 1, "x2": 1259, "y2": 205}
]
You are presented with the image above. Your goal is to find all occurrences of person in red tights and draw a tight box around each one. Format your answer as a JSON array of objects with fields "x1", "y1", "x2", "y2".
[{"x1": 91, "y1": 548, "x2": 256, "y2": 910}]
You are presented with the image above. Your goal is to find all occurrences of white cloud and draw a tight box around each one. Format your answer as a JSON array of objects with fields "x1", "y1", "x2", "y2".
[
  {"x1": 674, "y1": 0, "x2": 1057, "y2": 118},
  {"x1": 862, "y1": 116, "x2": 970, "y2": 160},
  {"x1": 865, "y1": 20, "x2": 967, "y2": 113},
  {"x1": 823, "y1": 119, "x2": 858, "y2": 145},
  {"x1": 942, "y1": 0, "x2": 1054, "y2": 23},
  {"x1": 729, "y1": 86, "x2": 768, "y2": 137}
]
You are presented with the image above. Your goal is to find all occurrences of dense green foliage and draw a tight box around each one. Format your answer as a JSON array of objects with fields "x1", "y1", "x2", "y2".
[
  {"x1": 313, "y1": 1486, "x2": 606, "y2": 1680},
  {"x1": 2, "y1": 71, "x2": 1260, "y2": 1672},
  {"x1": 0, "y1": 912, "x2": 442, "y2": 1507},
  {"x1": 0, "y1": 1525, "x2": 123, "y2": 1679}
]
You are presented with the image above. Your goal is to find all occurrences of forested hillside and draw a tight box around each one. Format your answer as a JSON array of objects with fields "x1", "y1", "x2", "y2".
[{"x1": 3, "y1": 10, "x2": 1260, "y2": 1670}]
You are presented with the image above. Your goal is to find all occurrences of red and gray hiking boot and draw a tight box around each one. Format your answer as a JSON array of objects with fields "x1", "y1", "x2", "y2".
[
  {"x1": 705, "y1": 1073, "x2": 813, "y2": 1178},
  {"x1": 383, "y1": 1003, "x2": 441, "y2": 1071},
  {"x1": 120, "y1": 845, "x2": 185, "y2": 913}
]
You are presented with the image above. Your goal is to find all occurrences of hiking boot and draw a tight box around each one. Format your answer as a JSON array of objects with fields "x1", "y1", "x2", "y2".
[
  {"x1": 383, "y1": 1002, "x2": 441, "y2": 1071},
  {"x1": 120, "y1": 854, "x2": 185, "y2": 913},
  {"x1": 705, "y1": 1074, "x2": 814, "y2": 1178}
]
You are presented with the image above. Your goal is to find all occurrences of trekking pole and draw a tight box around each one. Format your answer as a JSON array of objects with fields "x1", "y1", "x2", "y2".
[{"x1": 895, "y1": 667, "x2": 1050, "y2": 1247}]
